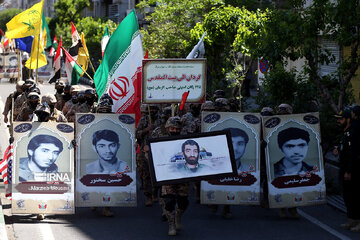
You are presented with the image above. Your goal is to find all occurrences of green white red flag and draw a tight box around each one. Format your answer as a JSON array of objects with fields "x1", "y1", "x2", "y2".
[
  {"x1": 62, "y1": 46, "x2": 83, "y2": 85},
  {"x1": 101, "y1": 26, "x2": 110, "y2": 58},
  {"x1": 94, "y1": 10, "x2": 143, "y2": 117}
]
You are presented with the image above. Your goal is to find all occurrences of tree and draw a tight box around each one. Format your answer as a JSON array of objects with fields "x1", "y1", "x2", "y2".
[
  {"x1": 49, "y1": 0, "x2": 117, "y2": 69},
  {"x1": 137, "y1": 0, "x2": 224, "y2": 59},
  {"x1": 234, "y1": 0, "x2": 360, "y2": 113},
  {"x1": 0, "y1": 8, "x2": 21, "y2": 32}
]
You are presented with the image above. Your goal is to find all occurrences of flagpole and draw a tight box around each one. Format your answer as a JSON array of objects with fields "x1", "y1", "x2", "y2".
[
  {"x1": 84, "y1": 49, "x2": 96, "y2": 74},
  {"x1": 17, "y1": 49, "x2": 21, "y2": 81},
  {"x1": 35, "y1": 33, "x2": 40, "y2": 83}
]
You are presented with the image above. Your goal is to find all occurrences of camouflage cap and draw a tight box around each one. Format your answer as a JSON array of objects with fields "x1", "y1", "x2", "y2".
[
  {"x1": 213, "y1": 89, "x2": 225, "y2": 98},
  {"x1": 334, "y1": 109, "x2": 351, "y2": 119},
  {"x1": 276, "y1": 103, "x2": 293, "y2": 114},
  {"x1": 85, "y1": 88, "x2": 96, "y2": 96},
  {"x1": 260, "y1": 107, "x2": 274, "y2": 116},
  {"x1": 55, "y1": 80, "x2": 65, "y2": 88},
  {"x1": 215, "y1": 98, "x2": 230, "y2": 111},
  {"x1": 165, "y1": 116, "x2": 182, "y2": 128},
  {"x1": 201, "y1": 101, "x2": 215, "y2": 111},
  {"x1": 28, "y1": 92, "x2": 40, "y2": 100},
  {"x1": 70, "y1": 85, "x2": 81, "y2": 94},
  {"x1": 16, "y1": 80, "x2": 25, "y2": 87},
  {"x1": 42, "y1": 94, "x2": 57, "y2": 105},
  {"x1": 35, "y1": 103, "x2": 51, "y2": 115}
]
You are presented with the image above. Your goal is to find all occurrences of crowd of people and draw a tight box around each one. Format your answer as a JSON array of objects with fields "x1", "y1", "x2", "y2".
[{"x1": 2, "y1": 78, "x2": 360, "y2": 236}]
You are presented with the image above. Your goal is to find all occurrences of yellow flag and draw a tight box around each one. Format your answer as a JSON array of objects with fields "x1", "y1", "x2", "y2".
[
  {"x1": 5, "y1": 0, "x2": 44, "y2": 39},
  {"x1": 25, "y1": 35, "x2": 47, "y2": 69},
  {"x1": 78, "y1": 32, "x2": 89, "y2": 76}
]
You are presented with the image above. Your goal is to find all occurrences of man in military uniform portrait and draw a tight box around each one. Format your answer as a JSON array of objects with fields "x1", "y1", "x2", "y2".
[
  {"x1": 274, "y1": 127, "x2": 313, "y2": 178},
  {"x1": 19, "y1": 134, "x2": 64, "y2": 182},
  {"x1": 177, "y1": 139, "x2": 211, "y2": 174},
  {"x1": 224, "y1": 127, "x2": 249, "y2": 173},
  {"x1": 86, "y1": 129, "x2": 128, "y2": 174}
]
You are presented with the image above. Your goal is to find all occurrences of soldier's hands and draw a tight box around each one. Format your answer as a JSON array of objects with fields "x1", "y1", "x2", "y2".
[
  {"x1": 9, "y1": 136, "x2": 14, "y2": 144},
  {"x1": 143, "y1": 145, "x2": 150, "y2": 152},
  {"x1": 3, "y1": 116, "x2": 8, "y2": 123},
  {"x1": 344, "y1": 172, "x2": 351, "y2": 180}
]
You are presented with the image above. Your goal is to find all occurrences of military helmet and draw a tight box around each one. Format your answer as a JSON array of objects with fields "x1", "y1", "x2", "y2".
[
  {"x1": 214, "y1": 98, "x2": 230, "y2": 111},
  {"x1": 28, "y1": 92, "x2": 40, "y2": 100},
  {"x1": 276, "y1": 103, "x2": 293, "y2": 115},
  {"x1": 16, "y1": 80, "x2": 25, "y2": 88},
  {"x1": 201, "y1": 101, "x2": 215, "y2": 111},
  {"x1": 29, "y1": 86, "x2": 41, "y2": 95},
  {"x1": 35, "y1": 103, "x2": 51, "y2": 115},
  {"x1": 213, "y1": 89, "x2": 225, "y2": 99},
  {"x1": 70, "y1": 85, "x2": 81, "y2": 94},
  {"x1": 55, "y1": 80, "x2": 65, "y2": 89},
  {"x1": 100, "y1": 94, "x2": 113, "y2": 105},
  {"x1": 42, "y1": 94, "x2": 57, "y2": 105},
  {"x1": 85, "y1": 88, "x2": 96, "y2": 96},
  {"x1": 165, "y1": 116, "x2": 182, "y2": 129},
  {"x1": 260, "y1": 107, "x2": 274, "y2": 116}
]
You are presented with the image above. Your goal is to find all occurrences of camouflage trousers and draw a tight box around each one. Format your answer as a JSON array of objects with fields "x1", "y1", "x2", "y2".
[
  {"x1": 161, "y1": 183, "x2": 190, "y2": 197},
  {"x1": 136, "y1": 150, "x2": 154, "y2": 197}
]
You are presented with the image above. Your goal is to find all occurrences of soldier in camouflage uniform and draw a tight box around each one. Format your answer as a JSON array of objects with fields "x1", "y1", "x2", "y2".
[
  {"x1": 16, "y1": 92, "x2": 41, "y2": 121},
  {"x1": 66, "y1": 90, "x2": 90, "y2": 122},
  {"x1": 41, "y1": 94, "x2": 67, "y2": 122},
  {"x1": 180, "y1": 103, "x2": 201, "y2": 135},
  {"x1": 135, "y1": 104, "x2": 161, "y2": 206},
  {"x1": 153, "y1": 116, "x2": 189, "y2": 236},
  {"x1": 13, "y1": 79, "x2": 36, "y2": 120},
  {"x1": 214, "y1": 98, "x2": 231, "y2": 112},
  {"x1": 56, "y1": 84, "x2": 71, "y2": 111},
  {"x1": 84, "y1": 88, "x2": 98, "y2": 113},
  {"x1": 3, "y1": 80, "x2": 24, "y2": 123},
  {"x1": 54, "y1": 80, "x2": 65, "y2": 106},
  {"x1": 62, "y1": 85, "x2": 80, "y2": 116}
]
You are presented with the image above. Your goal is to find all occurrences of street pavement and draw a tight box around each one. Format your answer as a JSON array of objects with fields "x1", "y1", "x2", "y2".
[{"x1": 0, "y1": 80, "x2": 359, "y2": 240}]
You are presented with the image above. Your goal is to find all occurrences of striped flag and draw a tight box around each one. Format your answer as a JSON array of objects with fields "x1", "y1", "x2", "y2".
[
  {"x1": 48, "y1": 38, "x2": 62, "y2": 84},
  {"x1": 0, "y1": 144, "x2": 13, "y2": 198},
  {"x1": 62, "y1": 47, "x2": 84, "y2": 85},
  {"x1": 49, "y1": 35, "x2": 58, "y2": 56},
  {"x1": 101, "y1": 27, "x2": 110, "y2": 58}
]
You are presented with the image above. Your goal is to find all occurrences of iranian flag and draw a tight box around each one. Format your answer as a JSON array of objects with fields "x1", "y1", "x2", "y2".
[
  {"x1": 94, "y1": 10, "x2": 143, "y2": 117},
  {"x1": 62, "y1": 46, "x2": 83, "y2": 85},
  {"x1": 48, "y1": 38, "x2": 62, "y2": 84},
  {"x1": 101, "y1": 26, "x2": 110, "y2": 58}
]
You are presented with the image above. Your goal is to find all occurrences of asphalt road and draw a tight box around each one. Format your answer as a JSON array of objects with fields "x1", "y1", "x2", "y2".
[{"x1": 0, "y1": 80, "x2": 359, "y2": 240}]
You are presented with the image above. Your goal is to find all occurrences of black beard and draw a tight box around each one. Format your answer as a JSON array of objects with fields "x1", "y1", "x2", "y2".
[
  {"x1": 56, "y1": 89, "x2": 64, "y2": 94},
  {"x1": 184, "y1": 156, "x2": 198, "y2": 165},
  {"x1": 79, "y1": 99, "x2": 86, "y2": 104},
  {"x1": 71, "y1": 99, "x2": 78, "y2": 104}
]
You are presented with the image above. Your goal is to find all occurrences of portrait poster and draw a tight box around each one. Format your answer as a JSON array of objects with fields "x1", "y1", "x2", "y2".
[
  {"x1": 11, "y1": 122, "x2": 75, "y2": 214},
  {"x1": 142, "y1": 59, "x2": 206, "y2": 104},
  {"x1": 262, "y1": 113, "x2": 326, "y2": 208},
  {"x1": 200, "y1": 112, "x2": 261, "y2": 205},
  {"x1": 4, "y1": 52, "x2": 19, "y2": 78},
  {"x1": 75, "y1": 113, "x2": 136, "y2": 207},
  {"x1": 148, "y1": 131, "x2": 237, "y2": 185}
]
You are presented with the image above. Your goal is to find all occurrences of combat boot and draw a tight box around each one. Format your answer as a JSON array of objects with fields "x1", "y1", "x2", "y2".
[
  {"x1": 175, "y1": 208, "x2": 184, "y2": 230},
  {"x1": 288, "y1": 207, "x2": 300, "y2": 219},
  {"x1": 341, "y1": 218, "x2": 359, "y2": 229},
  {"x1": 102, "y1": 207, "x2": 114, "y2": 217},
  {"x1": 160, "y1": 198, "x2": 167, "y2": 221},
  {"x1": 166, "y1": 210, "x2": 176, "y2": 236},
  {"x1": 222, "y1": 205, "x2": 232, "y2": 219},
  {"x1": 145, "y1": 196, "x2": 153, "y2": 206}
]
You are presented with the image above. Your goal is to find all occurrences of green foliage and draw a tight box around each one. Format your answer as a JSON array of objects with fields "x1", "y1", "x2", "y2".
[
  {"x1": 0, "y1": 8, "x2": 22, "y2": 32},
  {"x1": 53, "y1": 0, "x2": 90, "y2": 23},
  {"x1": 137, "y1": 0, "x2": 224, "y2": 59},
  {"x1": 257, "y1": 63, "x2": 316, "y2": 112},
  {"x1": 192, "y1": 6, "x2": 267, "y2": 91},
  {"x1": 49, "y1": 0, "x2": 117, "y2": 70}
]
